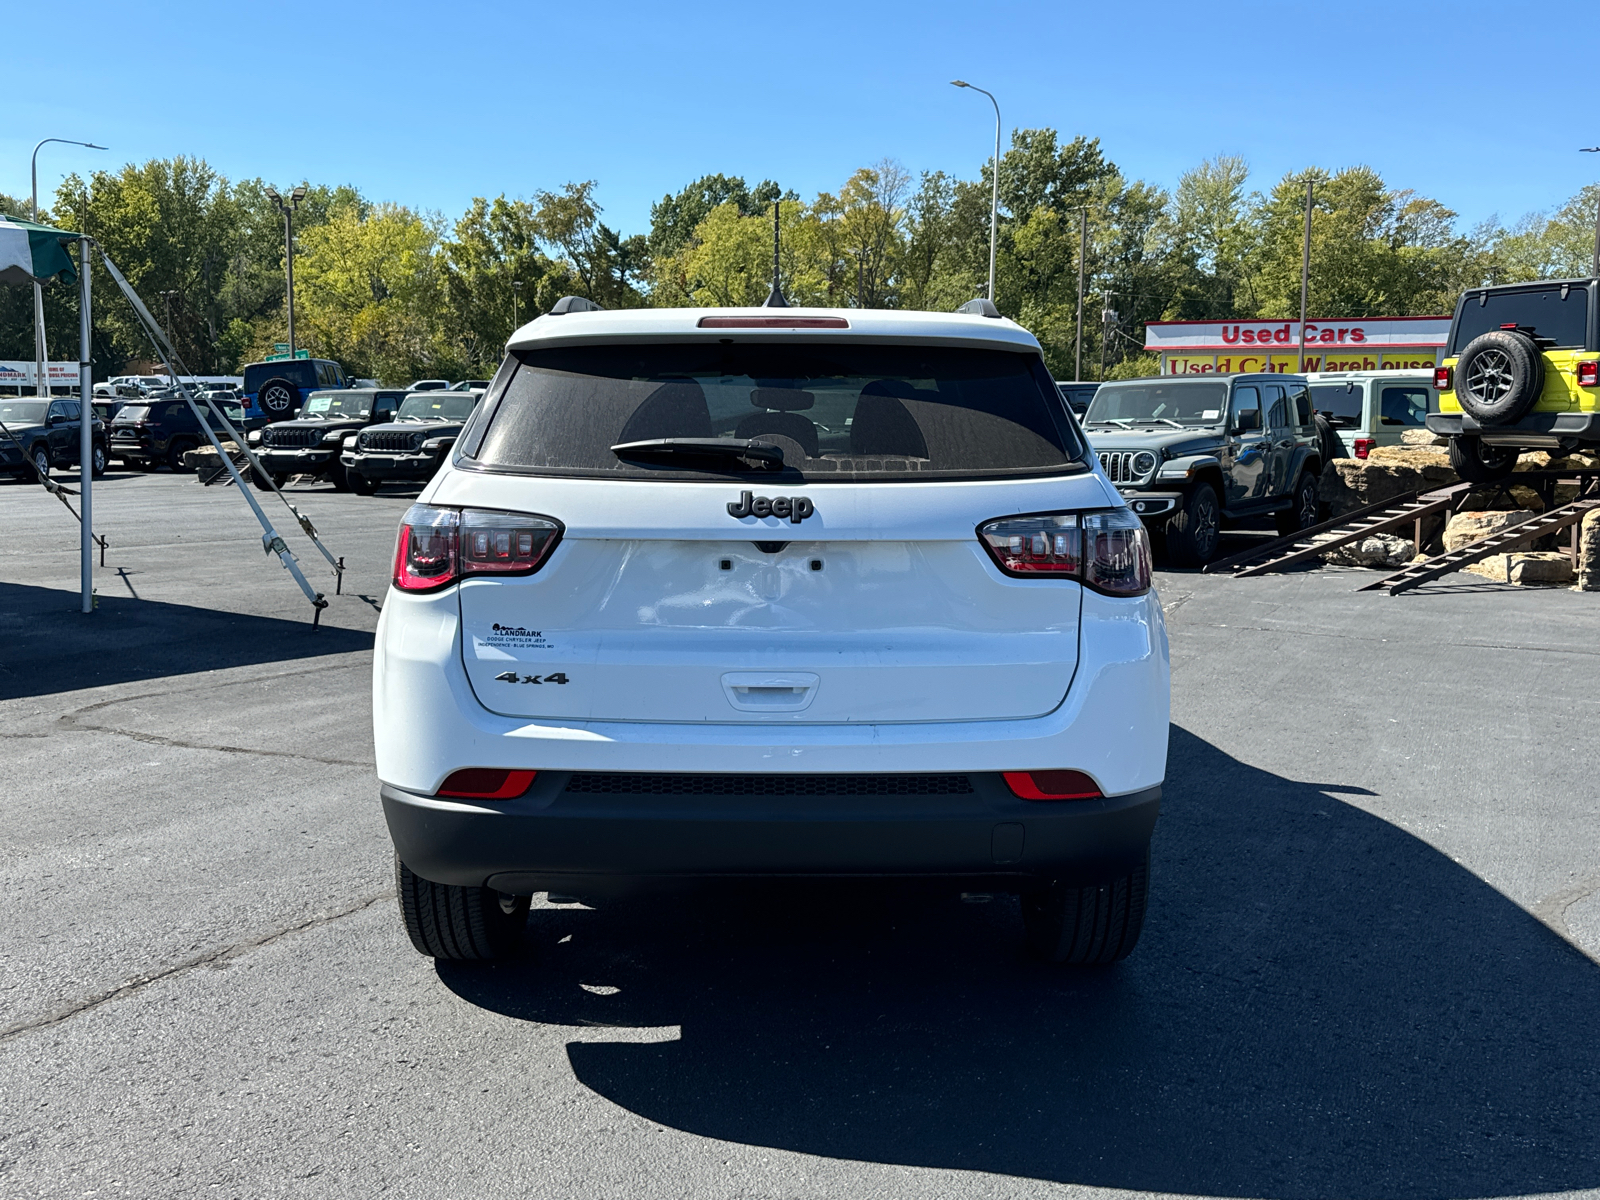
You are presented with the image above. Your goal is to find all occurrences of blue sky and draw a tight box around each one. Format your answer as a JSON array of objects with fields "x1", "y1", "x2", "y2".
[{"x1": 4, "y1": 0, "x2": 1597, "y2": 238}]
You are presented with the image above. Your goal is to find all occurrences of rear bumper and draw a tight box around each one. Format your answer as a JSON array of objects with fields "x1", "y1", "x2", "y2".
[
  {"x1": 1427, "y1": 411, "x2": 1600, "y2": 445},
  {"x1": 382, "y1": 776, "x2": 1161, "y2": 891}
]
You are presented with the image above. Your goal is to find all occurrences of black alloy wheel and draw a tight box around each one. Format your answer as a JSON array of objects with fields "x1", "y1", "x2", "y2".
[
  {"x1": 167, "y1": 438, "x2": 197, "y2": 472},
  {"x1": 1276, "y1": 471, "x2": 1320, "y2": 536},
  {"x1": 1455, "y1": 330, "x2": 1544, "y2": 425},
  {"x1": 1165, "y1": 483, "x2": 1221, "y2": 566},
  {"x1": 1447, "y1": 435, "x2": 1518, "y2": 483}
]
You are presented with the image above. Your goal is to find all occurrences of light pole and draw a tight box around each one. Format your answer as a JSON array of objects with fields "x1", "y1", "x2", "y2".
[
  {"x1": 1075, "y1": 208, "x2": 1087, "y2": 381},
  {"x1": 31, "y1": 138, "x2": 106, "y2": 397},
  {"x1": 265, "y1": 185, "x2": 307, "y2": 357},
  {"x1": 1583, "y1": 147, "x2": 1600, "y2": 276},
  {"x1": 1296, "y1": 178, "x2": 1314, "y2": 374},
  {"x1": 512, "y1": 280, "x2": 523, "y2": 332},
  {"x1": 951, "y1": 80, "x2": 1000, "y2": 306}
]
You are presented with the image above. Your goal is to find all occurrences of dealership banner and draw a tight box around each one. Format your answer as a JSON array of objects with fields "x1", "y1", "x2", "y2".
[
  {"x1": 1147, "y1": 316, "x2": 1448, "y2": 375},
  {"x1": 0, "y1": 361, "x2": 83, "y2": 387}
]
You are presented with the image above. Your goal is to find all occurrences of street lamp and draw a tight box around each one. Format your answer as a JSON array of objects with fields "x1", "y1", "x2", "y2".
[
  {"x1": 30, "y1": 138, "x2": 106, "y2": 398},
  {"x1": 265, "y1": 184, "x2": 308, "y2": 357},
  {"x1": 951, "y1": 80, "x2": 1001, "y2": 307}
]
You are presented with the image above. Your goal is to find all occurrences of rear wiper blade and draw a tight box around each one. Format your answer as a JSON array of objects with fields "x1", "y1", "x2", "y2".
[{"x1": 610, "y1": 438, "x2": 784, "y2": 468}]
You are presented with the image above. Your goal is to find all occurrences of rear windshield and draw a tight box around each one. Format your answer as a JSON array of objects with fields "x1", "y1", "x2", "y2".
[
  {"x1": 0, "y1": 401, "x2": 48, "y2": 424},
  {"x1": 243, "y1": 361, "x2": 319, "y2": 392},
  {"x1": 467, "y1": 342, "x2": 1083, "y2": 482},
  {"x1": 301, "y1": 391, "x2": 372, "y2": 418},
  {"x1": 1309, "y1": 383, "x2": 1363, "y2": 428},
  {"x1": 1086, "y1": 379, "x2": 1228, "y2": 425},
  {"x1": 398, "y1": 393, "x2": 477, "y2": 421},
  {"x1": 1452, "y1": 285, "x2": 1590, "y2": 351}
]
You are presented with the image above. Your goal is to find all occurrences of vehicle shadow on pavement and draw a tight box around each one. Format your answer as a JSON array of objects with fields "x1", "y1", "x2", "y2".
[
  {"x1": 0, "y1": 580, "x2": 372, "y2": 701},
  {"x1": 438, "y1": 726, "x2": 1600, "y2": 1200}
]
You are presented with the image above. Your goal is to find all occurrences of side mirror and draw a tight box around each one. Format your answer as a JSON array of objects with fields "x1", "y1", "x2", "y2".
[
  {"x1": 1233, "y1": 410, "x2": 1261, "y2": 433},
  {"x1": 48, "y1": 412, "x2": 67, "y2": 426}
]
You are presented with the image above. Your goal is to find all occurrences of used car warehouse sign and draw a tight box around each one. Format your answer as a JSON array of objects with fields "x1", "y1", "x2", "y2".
[{"x1": 1145, "y1": 315, "x2": 1449, "y2": 374}]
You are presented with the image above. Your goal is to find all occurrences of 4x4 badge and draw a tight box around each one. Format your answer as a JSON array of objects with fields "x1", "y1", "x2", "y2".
[
  {"x1": 727, "y1": 491, "x2": 815, "y2": 523},
  {"x1": 494, "y1": 671, "x2": 569, "y2": 685}
]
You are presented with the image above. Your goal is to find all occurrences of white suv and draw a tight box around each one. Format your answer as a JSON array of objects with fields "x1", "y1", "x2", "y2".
[{"x1": 374, "y1": 302, "x2": 1170, "y2": 964}]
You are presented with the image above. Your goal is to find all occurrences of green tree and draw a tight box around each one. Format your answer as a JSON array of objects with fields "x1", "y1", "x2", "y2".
[
  {"x1": 439, "y1": 195, "x2": 571, "y2": 372},
  {"x1": 531, "y1": 181, "x2": 645, "y2": 309}
]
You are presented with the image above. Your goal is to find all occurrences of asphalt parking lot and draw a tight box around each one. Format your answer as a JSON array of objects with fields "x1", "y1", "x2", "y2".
[{"x1": 2, "y1": 468, "x2": 1599, "y2": 1199}]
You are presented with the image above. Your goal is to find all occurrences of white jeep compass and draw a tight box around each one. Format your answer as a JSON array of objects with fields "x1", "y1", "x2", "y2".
[{"x1": 374, "y1": 301, "x2": 1170, "y2": 964}]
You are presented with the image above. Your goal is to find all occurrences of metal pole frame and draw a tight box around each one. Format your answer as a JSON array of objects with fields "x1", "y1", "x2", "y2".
[
  {"x1": 1297, "y1": 178, "x2": 1314, "y2": 374},
  {"x1": 79, "y1": 235, "x2": 93, "y2": 613},
  {"x1": 284, "y1": 203, "x2": 297, "y2": 357}
]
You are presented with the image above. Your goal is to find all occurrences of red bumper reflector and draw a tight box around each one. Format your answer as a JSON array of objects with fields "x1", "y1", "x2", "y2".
[
  {"x1": 438, "y1": 768, "x2": 537, "y2": 799},
  {"x1": 1003, "y1": 770, "x2": 1102, "y2": 801}
]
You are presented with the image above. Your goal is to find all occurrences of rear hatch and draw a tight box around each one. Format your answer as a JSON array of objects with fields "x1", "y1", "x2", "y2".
[{"x1": 434, "y1": 335, "x2": 1109, "y2": 725}]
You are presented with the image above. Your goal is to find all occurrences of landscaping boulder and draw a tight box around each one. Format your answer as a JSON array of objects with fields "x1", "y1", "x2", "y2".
[
  {"x1": 1401, "y1": 429, "x2": 1448, "y2": 447},
  {"x1": 1321, "y1": 455, "x2": 1457, "y2": 515},
  {"x1": 1317, "y1": 532, "x2": 1414, "y2": 568},
  {"x1": 1464, "y1": 552, "x2": 1575, "y2": 586},
  {"x1": 1580, "y1": 509, "x2": 1600, "y2": 592},
  {"x1": 182, "y1": 440, "x2": 239, "y2": 470},
  {"x1": 1443, "y1": 509, "x2": 1536, "y2": 552}
]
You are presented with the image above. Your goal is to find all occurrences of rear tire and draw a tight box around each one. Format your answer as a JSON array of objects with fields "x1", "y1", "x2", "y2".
[
  {"x1": 1164, "y1": 483, "x2": 1221, "y2": 566},
  {"x1": 1447, "y1": 436, "x2": 1517, "y2": 483},
  {"x1": 1276, "y1": 470, "x2": 1320, "y2": 536},
  {"x1": 257, "y1": 378, "x2": 299, "y2": 419},
  {"x1": 395, "y1": 855, "x2": 529, "y2": 960},
  {"x1": 167, "y1": 438, "x2": 196, "y2": 473},
  {"x1": 1022, "y1": 849, "x2": 1150, "y2": 965}
]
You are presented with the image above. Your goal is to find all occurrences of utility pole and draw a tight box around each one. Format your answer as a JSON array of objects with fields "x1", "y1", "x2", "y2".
[
  {"x1": 1075, "y1": 209, "x2": 1087, "y2": 381},
  {"x1": 1296, "y1": 178, "x2": 1314, "y2": 374},
  {"x1": 1100, "y1": 306, "x2": 1117, "y2": 381},
  {"x1": 265, "y1": 185, "x2": 307, "y2": 355},
  {"x1": 512, "y1": 280, "x2": 523, "y2": 332}
]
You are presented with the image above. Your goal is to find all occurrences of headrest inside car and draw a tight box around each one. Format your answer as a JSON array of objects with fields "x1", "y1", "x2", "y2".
[{"x1": 750, "y1": 387, "x2": 815, "y2": 412}]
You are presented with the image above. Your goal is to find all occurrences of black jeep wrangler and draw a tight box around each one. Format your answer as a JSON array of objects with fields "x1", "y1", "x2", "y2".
[
  {"x1": 249, "y1": 388, "x2": 407, "y2": 490},
  {"x1": 339, "y1": 390, "x2": 480, "y2": 494},
  {"x1": 1081, "y1": 373, "x2": 1324, "y2": 565}
]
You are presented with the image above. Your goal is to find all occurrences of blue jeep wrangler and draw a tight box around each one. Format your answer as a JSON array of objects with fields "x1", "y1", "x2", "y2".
[{"x1": 241, "y1": 358, "x2": 351, "y2": 421}]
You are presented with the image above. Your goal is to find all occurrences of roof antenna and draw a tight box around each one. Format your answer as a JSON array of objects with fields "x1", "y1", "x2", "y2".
[{"x1": 763, "y1": 199, "x2": 789, "y2": 307}]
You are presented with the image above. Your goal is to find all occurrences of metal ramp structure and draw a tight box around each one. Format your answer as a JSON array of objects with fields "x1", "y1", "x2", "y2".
[
  {"x1": 1204, "y1": 483, "x2": 1472, "y2": 578},
  {"x1": 1205, "y1": 468, "x2": 1600, "y2": 593},
  {"x1": 1360, "y1": 493, "x2": 1600, "y2": 595}
]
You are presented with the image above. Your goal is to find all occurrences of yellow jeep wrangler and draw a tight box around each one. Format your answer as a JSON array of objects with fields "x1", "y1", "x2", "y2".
[{"x1": 1428, "y1": 278, "x2": 1600, "y2": 481}]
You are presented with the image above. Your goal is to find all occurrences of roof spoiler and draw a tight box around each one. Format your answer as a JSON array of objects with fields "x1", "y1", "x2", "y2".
[
  {"x1": 957, "y1": 298, "x2": 1001, "y2": 318},
  {"x1": 549, "y1": 295, "x2": 604, "y2": 315}
]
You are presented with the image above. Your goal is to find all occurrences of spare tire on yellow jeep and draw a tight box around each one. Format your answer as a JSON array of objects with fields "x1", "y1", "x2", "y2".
[{"x1": 1455, "y1": 329, "x2": 1545, "y2": 425}]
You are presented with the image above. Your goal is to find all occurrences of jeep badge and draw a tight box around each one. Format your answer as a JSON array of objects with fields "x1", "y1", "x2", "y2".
[{"x1": 727, "y1": 491, "x2": 814, "y2": 523}]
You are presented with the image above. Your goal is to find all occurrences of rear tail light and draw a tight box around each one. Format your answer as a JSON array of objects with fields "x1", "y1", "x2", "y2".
[
  {"x1": 1003, "y1": 771, "x2": 1102, "y2": 801},
  {"x1": 437, "y1": 768, "x2": 537, "y2": 799},
  {"x1": 977, "y1": 509, "x2": 1150, "y2": 596},
  {"x1": 1433, "y1": 366, "x2": 1451, "y2": 390},
  {"x1": 392, "y1": 505, "x2": 562, "y2": 592},
  {"x1": 1354, "y1": 438, "x2": 1375, "y2": 459},
  {"x1": 1579, "y1": 360, "x2": 1599, "y2": 387}
]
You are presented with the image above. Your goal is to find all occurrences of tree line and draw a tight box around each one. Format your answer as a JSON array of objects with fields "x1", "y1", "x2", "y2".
[{"x1": 3, "y1": 136, "x2": 1596, "y2": 385}]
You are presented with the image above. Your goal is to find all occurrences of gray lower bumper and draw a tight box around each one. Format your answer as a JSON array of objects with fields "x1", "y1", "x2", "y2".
[
  {"x1": 1427, "y1": 411, "x2": 1600, "y2": 445},
  {"x1": 381, "y1": 776, "x2": 1161, "y2": 892}
]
